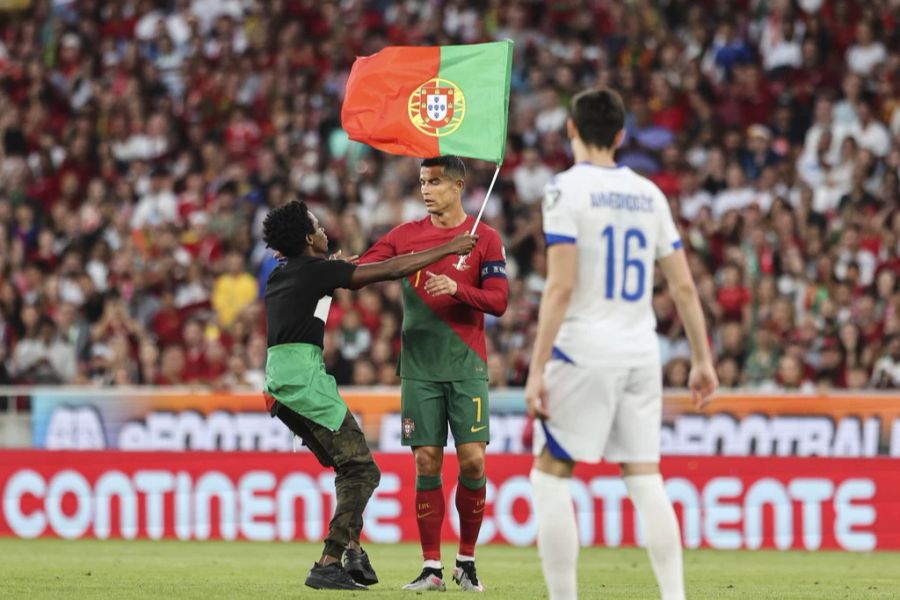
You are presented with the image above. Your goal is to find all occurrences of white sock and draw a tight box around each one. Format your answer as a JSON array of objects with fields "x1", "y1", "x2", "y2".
[
  {"x1": 624, "y1": 474, "x2": 685, "y2": 600},
  {"x1": 530, "y1": 468, "x2": 578, "y2": 600},
  {"x1": 423, "y1": 559, "x2": 443, "y2": 571}
]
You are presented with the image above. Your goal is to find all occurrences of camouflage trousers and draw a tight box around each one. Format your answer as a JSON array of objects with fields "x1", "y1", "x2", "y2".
[{"x1": 273, "y1": 403, "x2": 381, "y2": 559}]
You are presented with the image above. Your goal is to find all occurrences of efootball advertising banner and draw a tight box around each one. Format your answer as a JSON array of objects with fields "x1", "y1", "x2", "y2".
[
  {"x1": 28, "y1": 389, "x2": 530, "y2": 453},
  {"x1": 1, "y1": 452, "x2": 898, "y2": 550},
  {"x1": 29, "y1": 390, "x2": 900, "y2": 457}
]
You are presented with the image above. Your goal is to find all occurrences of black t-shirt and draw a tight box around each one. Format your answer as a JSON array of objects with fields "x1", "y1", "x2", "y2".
[{"x1": 265, "y1": 256, "x2": 357, "y2": 348}]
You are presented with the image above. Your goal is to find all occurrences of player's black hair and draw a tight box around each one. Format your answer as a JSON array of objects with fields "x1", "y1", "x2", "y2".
[
  {"x1": 570, "y1": 88, "x2": 626, "y2": 150},
  {"x1": 421, "y1": 155, "x2": 466, "y2": 184},
  {"x1": 262, "y1": 200, "x2": 316, "y2": 258}
]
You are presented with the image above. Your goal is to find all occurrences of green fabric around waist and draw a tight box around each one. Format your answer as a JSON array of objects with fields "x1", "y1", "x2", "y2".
[{"x1": 265, "y1": 343, "x2": 347, "y2": 431}]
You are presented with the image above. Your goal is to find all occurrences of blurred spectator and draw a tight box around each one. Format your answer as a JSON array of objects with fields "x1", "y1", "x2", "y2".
[
  {"x1": 843, "y1": 99, "x2": 891, "y2": 158},
  {"x1": 0, "y1": 0, "x2": 896, "y2": 394},
  {"x1": 716, "y1": 264, "x2": 751, "y2": 325},
  {"x1": 131, "y1": 166, "x2": 177, "y2": 229},
  {"x1": 704, "y1": 21, "x2": 752, "y2": 83},
  {"x1": 716, "y1": 356, "x2": 742, "y2": 390},
  {"x1": 871, "y1": 334, "x2": 900, "y2": 389},
  {"x1": 10, "y1": 315, "x2": 76, "y2": 383},
  {"x1": 758, "y1": 12, "x2": 803, "y2": 76},
  {"x1": 773, "y1": 354, "x2": 816, "y2": 393},
  {"x1": 223, "y1": 350, "x2": 264, "y2": 390},
  {"x1": 150, "y1": 289, "x2": 183, "y2": 347},
  {"x1": 211, "y1": 252, "x2": 258, "y2": 328},
  {"x1": 323, "y1": 329, "x2": 353, "y2": 385},
  {"x1": 512, "y1": 147, "x2": 553, "y2": 206},
  {"x1": 833, "y1": 72, "x2": 863, "y2": 126},
  {"x1": 739, "y1": 125, "x2": 780, "y2": 182},
  {"x1": 180, "y1": 319, "x2": 207, "y2": 382},
  {"x1": 744, "y1": 329, "x2": 781, "y2": 387},
  {"x1": 663, "y1": 357, "x2": 690, "y2": 388},
  {"x1": 845, "y1": 20, "x2": 886, "y2": 76},
  {"x1": 203, "y1": 338, "x2": 228, "y2": 382},
  {"x1": 488, "y1": 354, "x2": 510, "y2": 390},
  {"x1": 338, "y1": 310, "x2": 371, "y2": 362},
  {"x1": 352, "y1": 358, "x2": 377, "y2": 386},
  {"x1": 155, "y1": 345, "x2": 185, "y2": 386}
]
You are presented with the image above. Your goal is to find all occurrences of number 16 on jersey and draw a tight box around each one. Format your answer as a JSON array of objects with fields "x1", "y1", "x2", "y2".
[{"x1": 601, "y1": 225, "x2": 647, "y2": 302}]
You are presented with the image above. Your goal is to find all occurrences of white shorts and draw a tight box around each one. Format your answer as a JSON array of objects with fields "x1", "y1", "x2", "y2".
[{"x1": 532, "y1": 361, "x2": 662, "y2": 464}]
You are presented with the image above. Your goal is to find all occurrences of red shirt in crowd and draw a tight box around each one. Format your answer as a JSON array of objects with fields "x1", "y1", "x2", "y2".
[{"x1": 717, "y1": 285, "x2": 751, "y2": 323}]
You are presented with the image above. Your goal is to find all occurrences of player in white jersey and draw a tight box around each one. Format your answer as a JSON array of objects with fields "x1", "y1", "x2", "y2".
[{"x1": 525, "y1": 88, "x2": 718, "y2": 600}]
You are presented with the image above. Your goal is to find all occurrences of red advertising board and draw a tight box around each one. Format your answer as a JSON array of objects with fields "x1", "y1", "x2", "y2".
[{"x1": 1, "y1": 451, "x2": 897, "y2": 551}]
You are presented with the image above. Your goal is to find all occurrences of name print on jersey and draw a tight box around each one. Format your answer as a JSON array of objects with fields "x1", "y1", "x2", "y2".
[{"x1": 590, "y1": 191, "x2": 654, "y2": 212}]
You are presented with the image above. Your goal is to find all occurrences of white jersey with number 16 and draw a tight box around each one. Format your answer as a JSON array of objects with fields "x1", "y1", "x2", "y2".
[{"x1": 541, "y1": 162, "x2": 682, "y2": 368}]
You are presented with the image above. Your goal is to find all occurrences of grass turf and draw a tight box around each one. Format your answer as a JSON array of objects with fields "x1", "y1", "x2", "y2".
[{"x1": 1, "y1": 539, "x2": 898, "y2": 599}]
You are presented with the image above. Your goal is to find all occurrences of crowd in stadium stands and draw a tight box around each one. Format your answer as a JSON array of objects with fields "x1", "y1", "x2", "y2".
[{"x1": 0, "y1": 0, "x2": 898, "y2": 394}]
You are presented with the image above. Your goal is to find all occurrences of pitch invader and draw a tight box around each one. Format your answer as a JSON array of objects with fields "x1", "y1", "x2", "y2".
[
  {"x1": 261, "y1": 201, "x2": 476, "y2": 591},
  {"x1": 525, "y1": 88, "x2": 718, "y2": 600}
]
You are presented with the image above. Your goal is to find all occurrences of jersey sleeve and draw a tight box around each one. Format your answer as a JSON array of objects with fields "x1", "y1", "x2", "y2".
[
  {"x1": 307, "y1": 259, "x2": 358, "y2": 294},
  {"x1": 542, "y1": 176, "x2": 578, "y2": 246},
  {"x1": 654, "y1": 187, "x2": 683, "y2": 259},
  {"x1": 449, "y1": 227, "x2": 508, "y2": 316},
  {"x1": 359, "y1": 225, "x2": 399, "y2": 264}
]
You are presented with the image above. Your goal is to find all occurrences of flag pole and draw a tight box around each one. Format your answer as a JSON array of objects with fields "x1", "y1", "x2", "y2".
[{"x1": 456, "y1": 164, "x2": 501, "y2": 270}]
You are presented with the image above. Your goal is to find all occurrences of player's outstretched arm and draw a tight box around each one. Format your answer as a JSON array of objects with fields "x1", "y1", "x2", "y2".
[
  {"x1": 346, "y1": 234, "x2": 477, "y2": 289},
  {"x1": 658, "y1": 249, "x2": 718, "y2": 408}
]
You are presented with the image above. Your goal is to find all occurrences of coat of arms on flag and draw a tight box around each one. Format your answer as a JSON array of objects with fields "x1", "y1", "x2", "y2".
[
  {"x1": 421, "y1": 83, "x2": 454, "y2": 125},
  {"x1": 409, "y1": 78, "x2": 465, "y2": 136}
]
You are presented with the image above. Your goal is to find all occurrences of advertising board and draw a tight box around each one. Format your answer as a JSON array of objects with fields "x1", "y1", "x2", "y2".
[{"x1": 2, "y1": 452, "x2": 896, "y2": 550}]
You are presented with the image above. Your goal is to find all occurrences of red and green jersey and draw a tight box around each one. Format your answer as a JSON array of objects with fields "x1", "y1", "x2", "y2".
[{"x1": 360, "y1": 215, "x2": 508, "y2": 381}]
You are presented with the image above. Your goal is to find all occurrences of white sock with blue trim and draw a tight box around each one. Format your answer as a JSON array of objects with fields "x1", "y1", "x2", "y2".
[
  {"x1": 624, "y1": 474, "x2": 685, "y2": 600},
  {"x1": 530, "y1": 468, "x2": 578, "y2": 600}
]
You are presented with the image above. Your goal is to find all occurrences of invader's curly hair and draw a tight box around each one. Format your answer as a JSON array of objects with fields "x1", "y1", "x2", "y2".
[{"x1": 262, "y1": 200, "x2": 315, "y2": 258}]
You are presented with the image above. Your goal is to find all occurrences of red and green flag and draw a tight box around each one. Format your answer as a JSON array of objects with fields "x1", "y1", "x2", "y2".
[{"x1": 341, "y1": 41, "x2": 513, "y2": 164}]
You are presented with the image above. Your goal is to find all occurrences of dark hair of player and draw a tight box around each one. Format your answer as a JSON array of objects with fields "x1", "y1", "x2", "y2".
[
  {"x1": 570, "y1": 88, "x2": 626, "y2": 150},
  {"x1": 421, "y1": 155, "x2": 467, "y2": 184},
  {"x1": 262, "y1": 200, "x2": 316, "y2": 258}
]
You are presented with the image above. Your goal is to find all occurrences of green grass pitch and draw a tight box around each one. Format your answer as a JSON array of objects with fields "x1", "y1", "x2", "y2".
[{"x1": 1, "y1": 539, "x2": 898, "y2": 599}]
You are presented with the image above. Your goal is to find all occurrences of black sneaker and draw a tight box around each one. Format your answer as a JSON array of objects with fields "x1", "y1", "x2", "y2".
[
  {"x1": 305, "y1": 562, "x2": 368, "y2": 591},
  {"x1": 401, "y1": 567, "x2": 446, "y2": 591},
  {"x1": 343, "y1": 547, "x2": 379, "y2": 586},
  {"x1": 452, "y1": 560, "x2": 484, "y2": 592}
]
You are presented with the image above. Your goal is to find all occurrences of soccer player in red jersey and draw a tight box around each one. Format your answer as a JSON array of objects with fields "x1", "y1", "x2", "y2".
[{"x1": 360, "y1": 156, "x2": 509, "y2": 592}]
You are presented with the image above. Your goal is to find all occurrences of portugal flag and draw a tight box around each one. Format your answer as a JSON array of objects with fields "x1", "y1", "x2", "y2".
[{"x1": 341, "y1": 41, "x2": 513, "y2": 164}]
